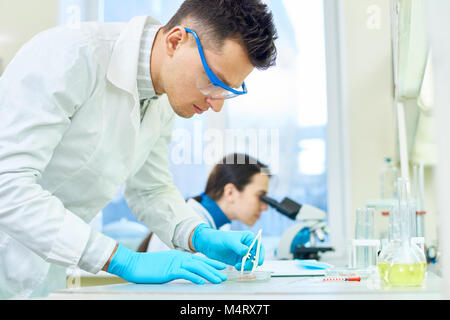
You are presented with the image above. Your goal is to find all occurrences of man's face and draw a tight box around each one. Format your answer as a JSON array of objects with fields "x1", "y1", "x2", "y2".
[{"x1": 163, "y1": 29, "x2": 254, "y2": 118}]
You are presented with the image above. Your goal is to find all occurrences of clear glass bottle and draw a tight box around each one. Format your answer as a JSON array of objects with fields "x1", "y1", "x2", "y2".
[
  {"x1": 380, "y1": 158, "x2": 399, "y2": 199},
  {"x1": 377, "y1": 178, "x2": 427, "y2": 287}
]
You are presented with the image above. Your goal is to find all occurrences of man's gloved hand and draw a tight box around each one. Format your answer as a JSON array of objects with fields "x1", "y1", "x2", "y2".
[
  {"x1": 107, "y1": 244, "x2": 227, "y2": 285},
  {"x1": 192, "y1": 223, "x2": 265, "y2": 271}
]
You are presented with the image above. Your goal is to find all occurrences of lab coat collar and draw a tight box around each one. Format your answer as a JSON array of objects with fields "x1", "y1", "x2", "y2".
[
  {"x1": 106, "y1": 16, "x2": 162, "y2": 97},
  {"x1": 199, "y1": 194, "x2": 231, "y2": 229}
]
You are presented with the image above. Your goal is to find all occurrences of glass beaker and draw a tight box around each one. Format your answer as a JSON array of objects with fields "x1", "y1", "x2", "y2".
[{"x1": 377, "y1": 178, "x2": 427, "y2": 287}]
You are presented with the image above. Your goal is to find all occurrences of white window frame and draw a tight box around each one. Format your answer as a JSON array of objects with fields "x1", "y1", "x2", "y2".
[{"x1": 323, "y1": 0, "x2": 352, "y2": 260}]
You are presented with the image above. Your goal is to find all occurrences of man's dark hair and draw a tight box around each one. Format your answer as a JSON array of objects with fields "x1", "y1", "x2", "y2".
[{"x1": 163, "y1": 0, "x2": 278, "y2": 70}]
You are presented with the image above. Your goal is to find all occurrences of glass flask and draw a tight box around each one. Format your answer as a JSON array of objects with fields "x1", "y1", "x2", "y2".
[{"x1": 377, "y1": 178, "x2": 427, "y2": 287}]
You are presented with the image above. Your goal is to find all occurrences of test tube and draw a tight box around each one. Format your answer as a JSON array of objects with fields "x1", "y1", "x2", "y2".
[
  {"x1": 413, "y1": 165, "x2": 426, "y2": 239},
  {"x1": 388, "y1": 205, "x2": 400, "y2": 241}
]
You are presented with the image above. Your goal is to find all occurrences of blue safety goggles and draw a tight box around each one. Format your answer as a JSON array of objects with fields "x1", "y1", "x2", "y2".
[{"x1": 185, "y1": 28, "x2": 248, "y2": 100}]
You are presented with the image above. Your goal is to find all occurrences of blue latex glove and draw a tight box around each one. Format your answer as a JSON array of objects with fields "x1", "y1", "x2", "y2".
[
  {"x1": 192, "y1": 224, "x2": 265, "y2": 271},
  {"x1": 107, "y1": 244, "x2": 227, "y2": 285}
]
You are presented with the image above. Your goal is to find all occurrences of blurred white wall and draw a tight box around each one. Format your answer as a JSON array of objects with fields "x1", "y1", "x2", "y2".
[
  {"x1": 341, "y1": 0, "x2": 437, "y2": 245},
  {"x1": 0, "y1": 0, "x2": 59, "y2": 74},
  {"x1": 427, "y1": 0, "x2": 450, "y2": 297},
  {"x1": 341, "y1": 0, "x2": 396, "y2": 232}
]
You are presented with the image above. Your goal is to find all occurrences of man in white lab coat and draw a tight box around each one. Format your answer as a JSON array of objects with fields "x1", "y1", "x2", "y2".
[{"x1": 0, "y1": 0, "x2": 277, "y2": 298}]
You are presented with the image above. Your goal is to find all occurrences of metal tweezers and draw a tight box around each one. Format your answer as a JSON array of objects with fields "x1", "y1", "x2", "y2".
[{"x1": 240, "y1": 229, "x2": 262, "y2": 275}]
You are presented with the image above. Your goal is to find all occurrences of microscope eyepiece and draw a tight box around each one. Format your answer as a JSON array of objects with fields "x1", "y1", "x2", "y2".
[{"x1": 260, "y1": 195, "x2": 301, "y2": 220}]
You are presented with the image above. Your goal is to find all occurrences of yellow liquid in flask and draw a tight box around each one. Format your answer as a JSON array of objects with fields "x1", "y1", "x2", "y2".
[{"x1": 378, "y1": 262, "x2": 426, "y2": 286}]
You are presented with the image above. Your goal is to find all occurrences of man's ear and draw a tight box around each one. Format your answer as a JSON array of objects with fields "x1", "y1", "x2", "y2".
[{"x1": 164, "y1": 26, "x2": 189, "y2": 57}]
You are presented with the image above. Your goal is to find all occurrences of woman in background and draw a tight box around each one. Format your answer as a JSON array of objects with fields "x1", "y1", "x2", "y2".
[{"x1": 138, "y1": 153, "x2": 270, "y2": 252}]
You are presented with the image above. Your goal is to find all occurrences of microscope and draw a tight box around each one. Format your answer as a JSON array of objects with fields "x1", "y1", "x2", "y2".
[{"x1": 261, "y1": 196, "x2": 334, "y2": 260}]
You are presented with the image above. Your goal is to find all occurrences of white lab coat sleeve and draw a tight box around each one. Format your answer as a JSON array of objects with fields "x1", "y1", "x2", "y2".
[
  {"x1": 0, "y1": 27, "x2": 115, "y2": 272},
  {"x1": 124, "y1": 115, "x2": 204, "y2": 250},
  {"x1": 173, "y1": 216, "x2": 207, "y2": 251}
]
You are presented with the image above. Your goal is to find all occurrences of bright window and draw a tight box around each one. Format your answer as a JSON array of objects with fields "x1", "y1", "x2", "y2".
[{"x1": 227, "y1": 0, "x2": 329, "y2": 237}]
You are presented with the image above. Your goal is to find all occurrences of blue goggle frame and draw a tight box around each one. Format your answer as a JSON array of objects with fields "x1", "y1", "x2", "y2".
[{"x1": 185, "y1": 28, "x2": 248, "y2": 99}]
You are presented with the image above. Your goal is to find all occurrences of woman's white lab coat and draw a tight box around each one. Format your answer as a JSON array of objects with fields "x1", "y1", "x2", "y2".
[
  {"x1": 147, "y1": 198, "x2": 231, "y2": 252},
  {"x1": 0, "y1": 16, "x2": 203, "y2": 298}
]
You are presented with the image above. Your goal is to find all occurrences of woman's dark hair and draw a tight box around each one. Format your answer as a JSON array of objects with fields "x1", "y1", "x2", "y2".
[
  {"x1": 163, "y1": 0, "x2": 278, "y2": 70},
  {"x1": 194, "y1": 153, "x2": 270, "y2": 202}
]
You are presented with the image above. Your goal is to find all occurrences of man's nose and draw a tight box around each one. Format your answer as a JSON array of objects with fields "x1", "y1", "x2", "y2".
[{"x1": 206, "y1": 97, "x2": 225, "y2": 113}]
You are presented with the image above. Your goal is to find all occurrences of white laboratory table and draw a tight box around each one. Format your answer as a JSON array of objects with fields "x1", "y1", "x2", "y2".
[{"x1": 47, "y1": 267, "x2": 443, "y2": 300}]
